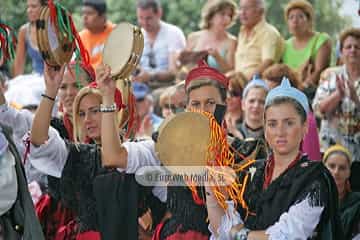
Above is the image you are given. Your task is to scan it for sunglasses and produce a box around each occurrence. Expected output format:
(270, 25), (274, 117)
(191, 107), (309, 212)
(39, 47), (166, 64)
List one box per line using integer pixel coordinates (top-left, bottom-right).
(136, 97), (145, 102)
(148, 50), (157, 69)
(228, 90), (242, 97)
(163, 104), (176, 110)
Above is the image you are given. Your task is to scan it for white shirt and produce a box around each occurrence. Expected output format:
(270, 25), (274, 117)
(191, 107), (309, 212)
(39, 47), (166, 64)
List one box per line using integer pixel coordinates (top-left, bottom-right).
(28, 132), (167, 202)
(210, 196), (324, 240)
(0, 104), (46, 186)
(0, 103), (33, 157)
(140, 21), (186, 72)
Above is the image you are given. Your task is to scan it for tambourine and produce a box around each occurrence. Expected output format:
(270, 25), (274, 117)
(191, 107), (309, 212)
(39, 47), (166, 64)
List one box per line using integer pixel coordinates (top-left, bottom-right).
(36, 6), (75, 67)
(155, 112), (211, 169)
(102, 22), (144, 138)
(102, 22), (144, 80)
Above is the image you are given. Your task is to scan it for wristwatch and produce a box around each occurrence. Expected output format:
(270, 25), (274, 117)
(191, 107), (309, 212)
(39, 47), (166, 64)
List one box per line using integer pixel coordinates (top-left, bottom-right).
(234, 227), (250, 240)
(100, 103), (117, 112)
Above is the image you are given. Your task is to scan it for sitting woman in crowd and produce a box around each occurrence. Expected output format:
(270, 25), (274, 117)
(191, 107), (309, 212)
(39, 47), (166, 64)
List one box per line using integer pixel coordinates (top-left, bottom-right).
(282, 0), (331, 100)
(323, 144), (360, 240)
(206, 78), (342, 239)
(28, 65), (165, 240)
(179, 0), (237, 73)
(313, 27), (360, 162)
(12, 0), (47, 76)
(263, 63), (321, 161)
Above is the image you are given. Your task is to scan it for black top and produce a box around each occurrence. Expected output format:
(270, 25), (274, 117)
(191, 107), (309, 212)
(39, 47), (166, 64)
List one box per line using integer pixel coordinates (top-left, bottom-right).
(58, 142), (139, 239)
(238, 156), (343, 239)
(340, 191), (360, 240)
(160, 186), (210, 238)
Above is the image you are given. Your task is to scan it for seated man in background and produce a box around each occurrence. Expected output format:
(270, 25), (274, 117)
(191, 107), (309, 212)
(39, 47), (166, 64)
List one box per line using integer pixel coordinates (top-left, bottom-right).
(234, 0), (283, 81)
(134, 0), (186, 89)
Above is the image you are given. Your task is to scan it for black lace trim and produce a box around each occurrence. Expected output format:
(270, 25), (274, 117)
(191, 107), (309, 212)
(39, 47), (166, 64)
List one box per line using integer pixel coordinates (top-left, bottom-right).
(160, 186), (210, 238)
(59, 143), (101, 232)
(239, 157), (330, 231)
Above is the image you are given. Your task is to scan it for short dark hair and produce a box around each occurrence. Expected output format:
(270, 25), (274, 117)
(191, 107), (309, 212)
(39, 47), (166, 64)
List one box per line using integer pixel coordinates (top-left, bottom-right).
(40, 0), (48, 6)
(137, 0), (161, 13)
(83, 0), (107, 15)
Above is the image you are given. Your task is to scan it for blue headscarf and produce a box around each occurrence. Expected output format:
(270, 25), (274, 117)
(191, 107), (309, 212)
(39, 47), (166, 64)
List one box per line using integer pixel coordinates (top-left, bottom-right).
(265, 77), (309, 114)
(242, 74), (269, 98)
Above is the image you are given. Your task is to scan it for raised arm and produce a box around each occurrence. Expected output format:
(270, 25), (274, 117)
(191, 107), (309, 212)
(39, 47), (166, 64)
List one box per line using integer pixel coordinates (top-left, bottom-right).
(315, 74), (344, 116)
(12, 25), (27, 77)
(97, 64), (128, 169)
(30, 64), (65, 146)
(99, 64), (160, 172)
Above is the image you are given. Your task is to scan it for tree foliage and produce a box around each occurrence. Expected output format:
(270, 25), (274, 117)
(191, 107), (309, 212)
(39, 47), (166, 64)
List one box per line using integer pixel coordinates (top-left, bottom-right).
(1, 0), (352, 38)
(0, 0), (352, 72)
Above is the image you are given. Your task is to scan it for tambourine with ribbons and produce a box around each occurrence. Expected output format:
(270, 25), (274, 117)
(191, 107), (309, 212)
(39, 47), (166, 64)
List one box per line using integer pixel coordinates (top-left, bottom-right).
(155, 111), (255, 210)
(36, 0), (89, 68)
(0, 21), (16, 64)
(102, 22), (144, 138)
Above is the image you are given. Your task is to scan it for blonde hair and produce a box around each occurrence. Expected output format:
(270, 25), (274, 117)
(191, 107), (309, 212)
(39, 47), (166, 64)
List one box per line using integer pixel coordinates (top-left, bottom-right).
(159, 86), (177, 108)
(284, 0), (314, 29)
(72, 86), (103, 143)
(199, 0), (237, 29)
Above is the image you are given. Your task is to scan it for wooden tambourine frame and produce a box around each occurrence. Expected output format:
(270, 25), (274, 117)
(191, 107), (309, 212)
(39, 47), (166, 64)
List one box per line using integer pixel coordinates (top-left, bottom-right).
(102, 22), (144, 80)
(36, 6), (74, 67)
(102, 22), (144, 135)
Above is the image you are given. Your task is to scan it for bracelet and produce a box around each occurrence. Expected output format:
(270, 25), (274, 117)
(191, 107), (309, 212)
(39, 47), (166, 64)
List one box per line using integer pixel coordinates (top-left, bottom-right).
(100, 103), (117, 113)
(41, 94), (56, 101)
(233, 227), (250, 240)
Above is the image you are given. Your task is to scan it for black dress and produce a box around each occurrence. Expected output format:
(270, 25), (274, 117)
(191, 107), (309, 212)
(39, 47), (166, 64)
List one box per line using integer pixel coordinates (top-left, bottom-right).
(59, 141), (166, 240)
(238, 155), (343, 239)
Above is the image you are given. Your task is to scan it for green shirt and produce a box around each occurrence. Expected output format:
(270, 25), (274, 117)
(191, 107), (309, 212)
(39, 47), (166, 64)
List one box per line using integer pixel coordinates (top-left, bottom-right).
(282, 32), (330, 70)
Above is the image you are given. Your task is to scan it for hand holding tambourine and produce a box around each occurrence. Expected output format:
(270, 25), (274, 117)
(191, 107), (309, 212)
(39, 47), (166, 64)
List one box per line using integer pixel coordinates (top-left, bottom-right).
(102, 22), (144, 138)
(95, 64), (115, 99)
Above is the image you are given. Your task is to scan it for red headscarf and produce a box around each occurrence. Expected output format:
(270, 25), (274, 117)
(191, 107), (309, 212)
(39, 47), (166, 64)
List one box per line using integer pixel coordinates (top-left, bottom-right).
(185, 60), (229, 89)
